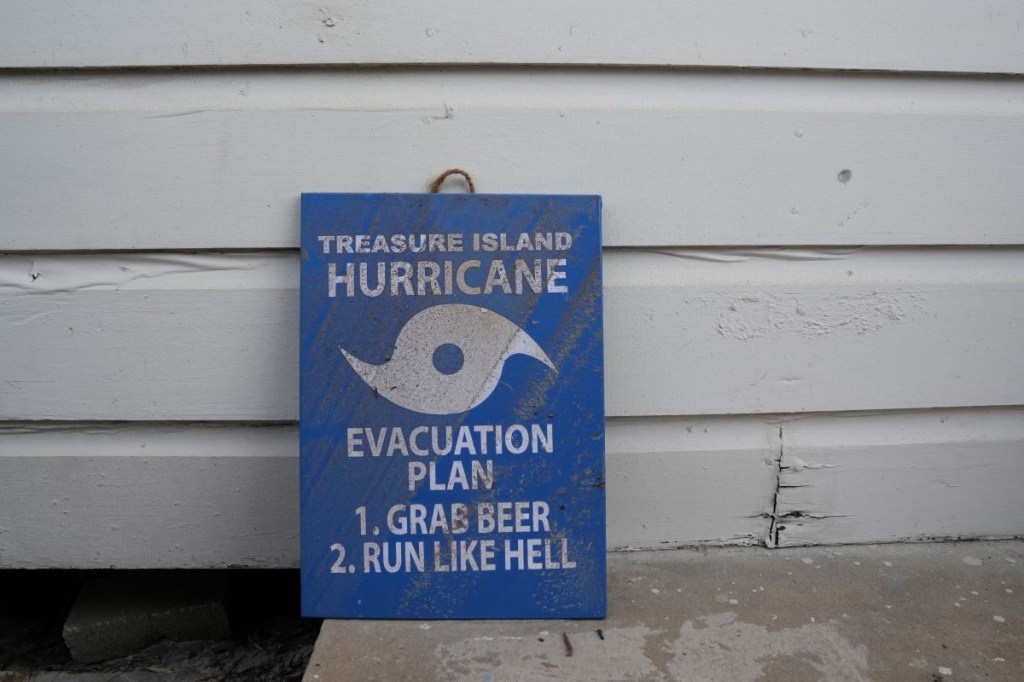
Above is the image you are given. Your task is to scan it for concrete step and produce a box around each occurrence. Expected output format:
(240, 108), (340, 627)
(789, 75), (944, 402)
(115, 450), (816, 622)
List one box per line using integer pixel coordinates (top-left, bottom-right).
(305, 541), (1023, 681)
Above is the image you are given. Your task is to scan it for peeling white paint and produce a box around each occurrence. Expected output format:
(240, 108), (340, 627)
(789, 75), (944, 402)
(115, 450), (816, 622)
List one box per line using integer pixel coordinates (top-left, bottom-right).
(786, 456), (837, 472)
(645, 247), (860, 264)
(715, 291), (927, 341)
(0, 253), (291, 293)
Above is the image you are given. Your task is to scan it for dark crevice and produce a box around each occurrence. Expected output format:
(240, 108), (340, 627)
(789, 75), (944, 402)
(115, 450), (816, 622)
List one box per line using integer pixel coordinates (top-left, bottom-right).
(766, 424), (784, 548)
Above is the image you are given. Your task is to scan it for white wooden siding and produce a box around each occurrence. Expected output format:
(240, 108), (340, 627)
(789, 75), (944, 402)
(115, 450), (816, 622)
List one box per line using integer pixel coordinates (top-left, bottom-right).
(2, 71), (1023, 250)
(776, 410), (1024, 546)
(3, 1), (1023, 73)
(606, 417), (777, 549)
(1, 5), (1022, 567)
(0, 424), (300, 569)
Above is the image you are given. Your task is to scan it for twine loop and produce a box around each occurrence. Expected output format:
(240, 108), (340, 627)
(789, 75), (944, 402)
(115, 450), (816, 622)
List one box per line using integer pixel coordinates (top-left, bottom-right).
(429, 168), (476, 194)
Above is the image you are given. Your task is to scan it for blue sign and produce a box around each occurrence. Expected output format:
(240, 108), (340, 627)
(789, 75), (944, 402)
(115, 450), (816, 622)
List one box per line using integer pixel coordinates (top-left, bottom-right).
(300, 193), (605, 619)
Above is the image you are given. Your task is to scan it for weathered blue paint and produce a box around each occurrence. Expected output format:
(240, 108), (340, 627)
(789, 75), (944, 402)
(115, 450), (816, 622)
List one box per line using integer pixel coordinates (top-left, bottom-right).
(300, 194), (605, 619)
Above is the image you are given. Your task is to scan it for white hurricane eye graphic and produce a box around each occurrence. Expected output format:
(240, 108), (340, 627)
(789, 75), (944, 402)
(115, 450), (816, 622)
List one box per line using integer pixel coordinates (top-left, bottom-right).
(340, 303), (555, 415)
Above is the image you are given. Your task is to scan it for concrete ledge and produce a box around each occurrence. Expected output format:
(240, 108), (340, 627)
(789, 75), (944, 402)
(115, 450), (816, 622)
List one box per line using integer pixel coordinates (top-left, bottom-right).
(305, 541), (1024, 681)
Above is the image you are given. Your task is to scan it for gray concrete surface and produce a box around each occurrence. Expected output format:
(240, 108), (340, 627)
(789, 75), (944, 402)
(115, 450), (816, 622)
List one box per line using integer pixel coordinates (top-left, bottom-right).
(305, 541), (1023, 681)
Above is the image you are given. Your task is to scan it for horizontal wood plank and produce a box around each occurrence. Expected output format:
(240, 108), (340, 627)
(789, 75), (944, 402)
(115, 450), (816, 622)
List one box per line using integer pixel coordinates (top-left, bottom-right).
(0, 417), (775, 567)
(3, 1), (1023, 73)
(607, 417), (776, 549)
(0, 424), (300, 569)
(776, 409), (1024, 546)
(1, 71), (1023, 249)
(2, 248), (1021, 420)
(4, 409), (1020, 566)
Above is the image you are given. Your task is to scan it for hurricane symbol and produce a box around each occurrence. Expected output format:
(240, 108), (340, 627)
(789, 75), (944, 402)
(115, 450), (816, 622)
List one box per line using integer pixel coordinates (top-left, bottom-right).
(340, 304), (556, 415)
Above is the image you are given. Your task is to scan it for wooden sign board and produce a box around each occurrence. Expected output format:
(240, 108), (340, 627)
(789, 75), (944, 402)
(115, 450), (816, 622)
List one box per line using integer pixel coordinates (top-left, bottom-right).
(300, 193), (605, 619)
